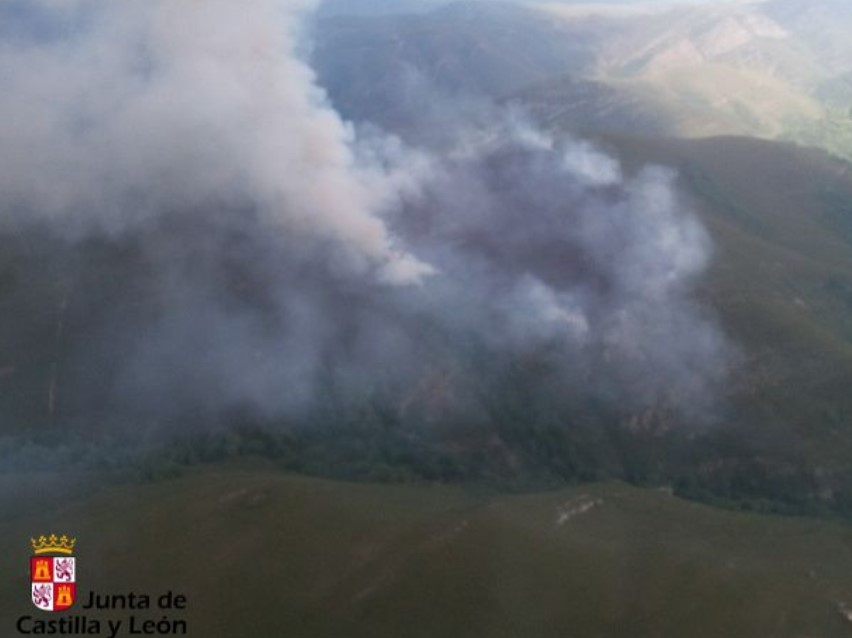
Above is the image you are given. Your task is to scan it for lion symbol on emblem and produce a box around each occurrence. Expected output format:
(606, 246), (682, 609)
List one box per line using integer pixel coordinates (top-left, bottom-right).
(32, 584), (52, 610)
(54, 558), (74, 582)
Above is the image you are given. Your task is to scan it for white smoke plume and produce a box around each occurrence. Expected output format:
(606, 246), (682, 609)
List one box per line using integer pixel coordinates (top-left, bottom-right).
(0, 0), (432, 283)
(0, 0), (731, 433)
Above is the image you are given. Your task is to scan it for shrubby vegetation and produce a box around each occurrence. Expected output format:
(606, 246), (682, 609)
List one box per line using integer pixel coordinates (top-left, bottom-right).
(783, 109), (852, 166)
(4, 389), (850, 522)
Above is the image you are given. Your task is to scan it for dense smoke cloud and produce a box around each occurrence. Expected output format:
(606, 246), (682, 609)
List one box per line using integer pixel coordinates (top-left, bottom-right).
(0, 0), (432, 283)
(395, 127), (729, 419)
(0, 0), (730, 432)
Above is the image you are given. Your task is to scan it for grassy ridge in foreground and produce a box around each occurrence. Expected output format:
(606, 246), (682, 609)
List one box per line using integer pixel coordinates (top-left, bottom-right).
(2, 464), (852, 637)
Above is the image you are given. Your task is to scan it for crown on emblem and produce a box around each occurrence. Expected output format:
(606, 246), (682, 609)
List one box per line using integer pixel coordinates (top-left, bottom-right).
(30, 534), (76, 555)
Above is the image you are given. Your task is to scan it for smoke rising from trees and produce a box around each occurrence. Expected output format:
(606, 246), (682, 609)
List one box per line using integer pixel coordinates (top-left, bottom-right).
(0, 0), (732, 434)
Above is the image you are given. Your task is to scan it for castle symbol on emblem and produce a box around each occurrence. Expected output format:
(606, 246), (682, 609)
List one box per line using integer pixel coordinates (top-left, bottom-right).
(30, 534), (76, 612)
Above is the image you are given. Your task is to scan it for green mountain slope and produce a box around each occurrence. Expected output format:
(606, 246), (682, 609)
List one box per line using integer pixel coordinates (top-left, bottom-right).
(2, 464), (852, 637)
(314, 1), (852, 161)
(526, 0), (852, 158)
(313, 3), (599, 123)
(4, 135), (852, 513)
(606, 135), (852, 465)
(4, 4), (852, 513)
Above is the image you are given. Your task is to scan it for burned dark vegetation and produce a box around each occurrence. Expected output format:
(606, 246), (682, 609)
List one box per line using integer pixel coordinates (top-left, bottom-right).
(3, 0), (852, 523)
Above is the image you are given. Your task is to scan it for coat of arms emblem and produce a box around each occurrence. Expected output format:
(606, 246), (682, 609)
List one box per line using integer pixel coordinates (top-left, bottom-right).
(30, 534), (76, 612)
